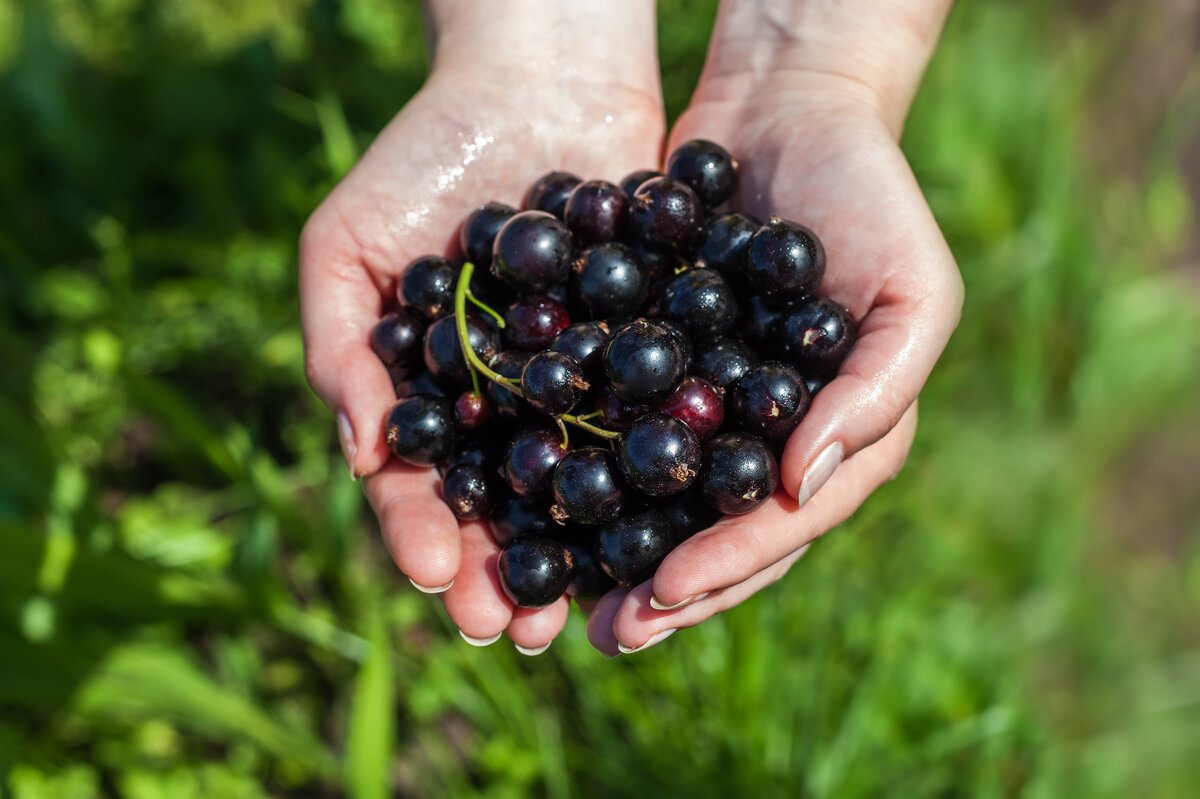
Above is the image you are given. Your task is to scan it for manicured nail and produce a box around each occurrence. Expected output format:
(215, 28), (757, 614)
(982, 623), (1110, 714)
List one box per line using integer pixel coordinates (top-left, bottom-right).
(410, 577), (454, 594)
(649, 591), (709, 611)
(617, 628), (677, 654)
(796, 441), (843, 507)
(336, 410), (357, 480)
(514, 641), (551, 656)
(459, 629), (502, 647)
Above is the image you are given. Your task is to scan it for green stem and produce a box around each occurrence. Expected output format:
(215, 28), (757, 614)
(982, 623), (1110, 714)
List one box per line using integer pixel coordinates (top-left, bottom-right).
(466, 287), (505, 328)
(455, 262), (620, 441)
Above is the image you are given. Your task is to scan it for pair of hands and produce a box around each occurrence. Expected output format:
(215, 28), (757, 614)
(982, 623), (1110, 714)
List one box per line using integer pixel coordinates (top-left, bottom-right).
(300, 1), (962, 656)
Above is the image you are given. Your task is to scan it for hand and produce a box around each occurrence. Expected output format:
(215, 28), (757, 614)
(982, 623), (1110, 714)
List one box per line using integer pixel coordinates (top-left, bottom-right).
(300, 2), (664, 653)
(587, 0), (963, 655)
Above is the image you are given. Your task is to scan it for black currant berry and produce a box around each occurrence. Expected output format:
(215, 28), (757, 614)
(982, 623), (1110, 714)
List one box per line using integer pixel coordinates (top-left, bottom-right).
(396, 370), (447, 399)
(691, 338), (760, 389)
(384, 394), (456, 466)
(502, 426), (570, 497)
(660, 486), (722, 544)
(453, 391), (491, 430)
(370, 310), (424, 368)
(780, 297), (858, 378)
(595, 509), (673, 589)
(503, 295), (571, 352)
(550, 447), (627, 526)
(460, 202), (517, 269)
(618, 168), (662, 199)
(524, 170), (583, 220)
(563, 539), (617, 599)
(491, 210), (573, 293)
(658, 375), (724, 441)
(630, 176), (704, 254)
(745, 216), (826, 306)
(521, 350), (588, 416)
(695, 211), (759, 284)
(486, 350), (533, 418)
(401, 255), (458, 321)
(564, 180), (630, 245)
(699, 433), (779, 515)
(730, 362), (811, 443)
(661, 268), (739, 344)
(570, 243), (649, 320)
(616, 412), (701, 496)
(441, 463), (493, 521)
(551, 320), (610, 386)
(488, 493), (557, 545)
(603, 319), (688, 405)
(666, 139), (738, 209)
(498, 536), (572, 607)
(422, 313), (500, 389)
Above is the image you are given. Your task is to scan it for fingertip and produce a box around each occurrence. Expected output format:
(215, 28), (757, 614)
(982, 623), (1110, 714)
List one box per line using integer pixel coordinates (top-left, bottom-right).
(506, 597), (571, 651)
(586, 586), (628, 656)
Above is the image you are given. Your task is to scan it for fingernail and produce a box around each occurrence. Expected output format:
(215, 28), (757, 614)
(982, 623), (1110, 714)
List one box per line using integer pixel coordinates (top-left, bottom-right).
(336, 410), (357, 480)
(410, 577), (454, 594)
(796, 441), (843, 507)
(617, 628), (677, 654)
(514, 641), (551, 656)
(649, 591), (709, 611)
(459, 629), (502, 647)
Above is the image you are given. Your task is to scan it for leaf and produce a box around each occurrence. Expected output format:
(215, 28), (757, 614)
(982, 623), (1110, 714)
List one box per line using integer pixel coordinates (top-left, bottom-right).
(345, 606), (395, 799)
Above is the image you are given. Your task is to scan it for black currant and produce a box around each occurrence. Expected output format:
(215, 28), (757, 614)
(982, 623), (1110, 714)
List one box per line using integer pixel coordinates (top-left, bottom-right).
(699, 433), (779, 515)
(441, 463), (493, 521)
(422, 313), (499, 389)
(486, 350), (533, 419)
(524, 170), (583, 220)
(630, 176), (703, 254)
(370, 309), (424, 368)
(384, 394), (456, 466)
(489, 493), (557, 545)
(453, 391), (491, 430)
(691, 337), (760, 389)
(780, 297), (858, 377)
(460, 202), (517, 269)
(550, 320), (611, 386)
(730, 361), (811, 442)
(502, 426), (570, 497)
(498, 536), (572, 607)
(616, 412), (701, 496)
(745, 216), (826, 305)
(618, 168), (662, 199)
(563, 539), (617, 599)
(666, 139), (738, 209)
(595, 509), (673, 589)
(491, 210), (573, 293)
(401, 255), (458, 321)
(550, 447), (627, 525)
(570, 243), (649, 320)
(503, 295), (571, 352)
(661, 268), (739, 344)
(658, 375), (724, 441)
(695, 211), (759, 283)
(521, 350), (588, 416)
(603, 319), (688, 405)
(564, 180), (630, 245)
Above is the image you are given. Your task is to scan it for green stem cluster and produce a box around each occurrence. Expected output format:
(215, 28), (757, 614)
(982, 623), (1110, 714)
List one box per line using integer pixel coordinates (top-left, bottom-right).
(454, 262), (620, 441)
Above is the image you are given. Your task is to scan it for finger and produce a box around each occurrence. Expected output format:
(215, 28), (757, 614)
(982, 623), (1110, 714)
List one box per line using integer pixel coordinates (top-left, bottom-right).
(439, 519), (515, 644)
(645, 404), (917, 610)
(299, 208), (397, 479)
(364, 460), (462, 591)
(585, 585), (630, 657)
(505, 597), (572, 656)
(612, 545), (811, 653)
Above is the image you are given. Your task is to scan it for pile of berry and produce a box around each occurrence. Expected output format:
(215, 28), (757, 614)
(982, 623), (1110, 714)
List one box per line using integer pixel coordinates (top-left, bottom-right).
(370, 140), (856, 608)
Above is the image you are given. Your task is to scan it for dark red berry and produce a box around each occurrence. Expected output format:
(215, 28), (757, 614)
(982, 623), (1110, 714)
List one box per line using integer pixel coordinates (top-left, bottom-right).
(564, 180), (630, 245)
(658, 376), (724, 441)
(503, 295), (571, 351)
(453, 391), (491, 430)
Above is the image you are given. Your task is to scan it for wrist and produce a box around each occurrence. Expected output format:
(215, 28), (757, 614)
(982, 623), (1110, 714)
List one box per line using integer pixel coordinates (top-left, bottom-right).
(698, 0), (954, 135)
(423, 0), (661, 98)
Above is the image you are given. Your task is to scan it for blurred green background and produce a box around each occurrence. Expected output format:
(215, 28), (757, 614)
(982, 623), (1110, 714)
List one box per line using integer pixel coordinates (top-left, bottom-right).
(2, 0), (1198, 796)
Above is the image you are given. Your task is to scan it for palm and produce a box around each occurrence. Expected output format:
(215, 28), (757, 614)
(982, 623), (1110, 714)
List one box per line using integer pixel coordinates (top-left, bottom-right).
(301, 75), (664, 648)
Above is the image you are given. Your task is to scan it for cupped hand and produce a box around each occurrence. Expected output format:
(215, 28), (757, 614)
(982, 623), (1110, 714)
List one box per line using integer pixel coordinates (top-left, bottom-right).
(300, 13), (664, 653)
(589, 71), (963, 654)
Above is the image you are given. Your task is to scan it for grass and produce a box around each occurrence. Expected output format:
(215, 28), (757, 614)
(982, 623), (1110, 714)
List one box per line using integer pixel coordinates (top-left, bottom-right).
(1, 0), (1198, 796)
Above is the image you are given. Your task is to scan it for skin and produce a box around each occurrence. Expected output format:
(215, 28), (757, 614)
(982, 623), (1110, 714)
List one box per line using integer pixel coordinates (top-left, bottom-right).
(300, 0), (963, 655)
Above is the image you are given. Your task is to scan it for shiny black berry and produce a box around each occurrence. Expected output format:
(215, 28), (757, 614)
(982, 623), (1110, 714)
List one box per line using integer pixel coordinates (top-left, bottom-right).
(401, 255), (458, 321)
(503, 295), (571, 352)
(551, 320), (610, 386)
(422, 313), (499, 389)
(618, 168), (662, 199)
(730, 362), (811, 442)
(616, 412), (701, 496)
(498, 536), (572, 607)
(603, 319), (688, 405)
(564, 180), (630, 245)
(524, 170), (583, 220)
(502, 426), (570, 497)
(486, 350), (533, 419)
(666, 139), (738, 209)
(661, 268), (739, 344)
(441, 463), (493, 521)
(691, 338), (760, 389)
(746, 216), (826, 305)
(595, 509), (673, 589)
(370, 310), (424, 368)
(695, 212), (759, 282)
(521, 351), (588, 416)
(491, 210), (573, 293)
(630, 176), (703, 254)
(550, 447), (627, 526)
(570, 243), (649, 320)
(460, 202), (517, 269)
(780, 297), (858, 377)
(699, 433), (779, 515)
(660, 486), (722, 544)
(384, 394), (456, 466)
